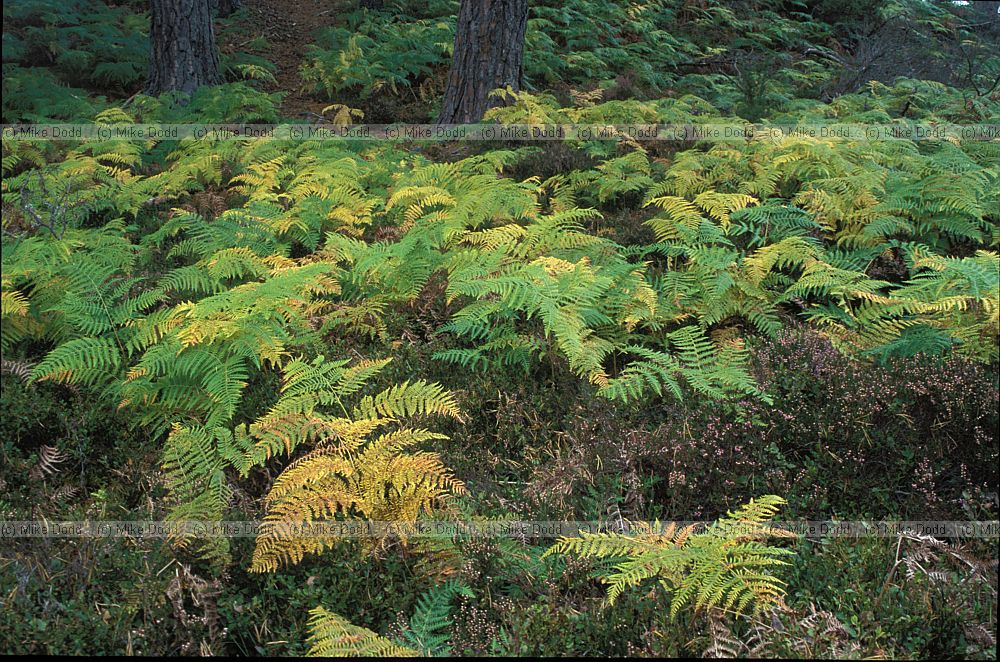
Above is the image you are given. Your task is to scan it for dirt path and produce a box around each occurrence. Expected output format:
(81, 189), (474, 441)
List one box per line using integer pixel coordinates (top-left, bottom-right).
(227, 0), (350, 119)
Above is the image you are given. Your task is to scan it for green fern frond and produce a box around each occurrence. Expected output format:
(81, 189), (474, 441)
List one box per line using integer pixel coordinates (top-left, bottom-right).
(306, 607), (419, 658)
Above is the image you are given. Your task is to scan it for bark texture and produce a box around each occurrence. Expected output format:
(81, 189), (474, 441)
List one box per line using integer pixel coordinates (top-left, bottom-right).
(437, 0), (528, 124)
(146, 0), (223, 96)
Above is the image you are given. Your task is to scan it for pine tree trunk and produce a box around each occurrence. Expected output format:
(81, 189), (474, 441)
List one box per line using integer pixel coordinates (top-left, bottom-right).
(146, 0), (223, 96)
(437, 0), (528, 124)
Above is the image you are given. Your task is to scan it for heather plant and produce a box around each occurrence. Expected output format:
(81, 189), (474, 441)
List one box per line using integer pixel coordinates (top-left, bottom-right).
(627, 329), (999, 521)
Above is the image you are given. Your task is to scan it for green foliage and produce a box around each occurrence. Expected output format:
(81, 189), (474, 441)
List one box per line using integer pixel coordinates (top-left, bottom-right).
(307, 607), (420, 657)
(401, 581), (475, 656)
(545, 495), (796, 618)
(2, 0), (997, 656)
(2, 0), (148, 88)
(774, 534), (999, 659)
(2, 0), (147, 121)
(523, 0), (699, 91)
(3, 76), (995, 566)
(163, 83), (285, 124)
(305, 580), (473, 657)
(1, 66), (102, 122)
(302, 15), (454, 99)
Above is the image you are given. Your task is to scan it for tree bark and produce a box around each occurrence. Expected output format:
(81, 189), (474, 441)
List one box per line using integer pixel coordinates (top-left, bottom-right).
(146, 0), (223, 96)
(437, 0), (528, 124)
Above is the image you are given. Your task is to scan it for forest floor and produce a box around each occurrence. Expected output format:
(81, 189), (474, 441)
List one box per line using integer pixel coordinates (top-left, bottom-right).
(224, 0), (346, 118)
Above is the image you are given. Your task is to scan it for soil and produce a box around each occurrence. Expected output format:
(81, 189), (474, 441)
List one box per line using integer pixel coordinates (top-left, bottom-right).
(219, 0), (352, 119)
(217, 1), (447, 123)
